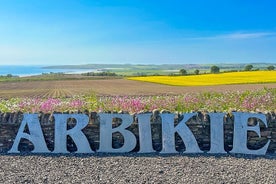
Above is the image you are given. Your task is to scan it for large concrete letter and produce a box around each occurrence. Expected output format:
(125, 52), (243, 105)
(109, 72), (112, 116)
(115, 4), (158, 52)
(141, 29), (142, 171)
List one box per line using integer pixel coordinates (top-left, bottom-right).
(137, 113), (155, 153)
(230, 112), (270, 155)
(98, 113), (136, 153)
(208, 113), (227, 154)
(160, 113), (203, 153)
(53, 114), (93, 153)
(8, 114), (50, 153)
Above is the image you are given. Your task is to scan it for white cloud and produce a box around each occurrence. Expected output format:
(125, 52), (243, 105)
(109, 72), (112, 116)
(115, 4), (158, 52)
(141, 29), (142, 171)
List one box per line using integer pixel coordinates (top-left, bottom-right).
(191, 32), (276, 40)
(217, 32), (276, 39)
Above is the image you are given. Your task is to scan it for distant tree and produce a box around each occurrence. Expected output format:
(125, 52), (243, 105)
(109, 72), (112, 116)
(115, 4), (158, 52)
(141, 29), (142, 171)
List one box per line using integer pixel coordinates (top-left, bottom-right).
(267, 65), (275, 71)
(169, 73), (176, 76)
(179, 69), (187, 75)
(210, 65), (220, 74)
(194, 69), (200, 75)
(244, 64), (253, 71)
(81, 71), (117, 76)
(6, 74), (13, 78)
(153, 73), (160, 76)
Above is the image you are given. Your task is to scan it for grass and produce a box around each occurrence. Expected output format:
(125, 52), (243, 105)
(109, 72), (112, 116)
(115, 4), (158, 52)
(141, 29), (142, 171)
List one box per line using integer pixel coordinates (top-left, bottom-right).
(128, 71), (276, 86)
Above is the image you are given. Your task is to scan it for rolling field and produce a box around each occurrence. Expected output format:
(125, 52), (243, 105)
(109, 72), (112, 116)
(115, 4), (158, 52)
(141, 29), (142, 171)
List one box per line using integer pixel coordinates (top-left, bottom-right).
(1, 78), (276, 98)
(128, 71), (276, 86)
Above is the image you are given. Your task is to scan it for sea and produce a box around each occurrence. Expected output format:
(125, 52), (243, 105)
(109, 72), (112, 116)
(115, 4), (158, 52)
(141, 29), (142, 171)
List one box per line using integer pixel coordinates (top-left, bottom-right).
(0, 65), (96, 77)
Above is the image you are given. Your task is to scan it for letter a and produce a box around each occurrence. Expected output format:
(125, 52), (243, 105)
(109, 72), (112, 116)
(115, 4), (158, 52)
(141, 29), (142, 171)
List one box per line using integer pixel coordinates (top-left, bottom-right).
(8, 114), (50, 153)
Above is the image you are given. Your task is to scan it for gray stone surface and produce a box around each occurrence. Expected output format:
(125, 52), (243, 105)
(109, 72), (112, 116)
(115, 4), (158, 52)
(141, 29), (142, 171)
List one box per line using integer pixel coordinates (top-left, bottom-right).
(0, 154), (275, 183)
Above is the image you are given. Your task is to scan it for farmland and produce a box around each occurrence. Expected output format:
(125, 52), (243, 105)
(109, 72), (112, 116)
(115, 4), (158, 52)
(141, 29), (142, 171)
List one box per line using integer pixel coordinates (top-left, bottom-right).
(128, 71), (276, 86)
(1, 78), (276, 98)
(0, 77), (276, 113)
(1, 70), (276, 113)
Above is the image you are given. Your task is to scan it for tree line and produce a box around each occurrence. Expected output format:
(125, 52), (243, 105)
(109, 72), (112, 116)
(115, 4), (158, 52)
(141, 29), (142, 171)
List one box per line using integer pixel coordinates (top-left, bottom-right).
(179, 64), (275, 75)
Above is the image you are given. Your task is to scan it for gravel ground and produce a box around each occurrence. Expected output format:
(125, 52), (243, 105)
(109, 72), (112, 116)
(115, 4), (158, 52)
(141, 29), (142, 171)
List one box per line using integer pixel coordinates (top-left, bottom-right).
(0, 153), (275, 184)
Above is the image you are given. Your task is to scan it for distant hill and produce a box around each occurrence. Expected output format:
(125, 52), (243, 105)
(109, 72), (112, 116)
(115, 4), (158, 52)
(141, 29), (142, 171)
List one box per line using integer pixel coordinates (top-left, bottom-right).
(44, 63), (275, 70)
(43, 63), (275, 76)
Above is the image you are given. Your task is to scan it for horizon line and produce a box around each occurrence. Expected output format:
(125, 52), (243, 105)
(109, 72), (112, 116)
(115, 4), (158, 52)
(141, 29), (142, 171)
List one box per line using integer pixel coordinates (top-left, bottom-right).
(1, 61), (276, 67)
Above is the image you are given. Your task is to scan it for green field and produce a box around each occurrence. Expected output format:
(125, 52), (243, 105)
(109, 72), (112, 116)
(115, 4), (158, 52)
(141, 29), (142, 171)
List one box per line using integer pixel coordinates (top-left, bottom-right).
(44, 63), (275, 76)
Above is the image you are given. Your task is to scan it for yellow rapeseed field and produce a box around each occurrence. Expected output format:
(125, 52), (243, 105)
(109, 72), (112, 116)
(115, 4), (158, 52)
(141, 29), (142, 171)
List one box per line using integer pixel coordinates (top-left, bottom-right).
(128, 71), (276, 86)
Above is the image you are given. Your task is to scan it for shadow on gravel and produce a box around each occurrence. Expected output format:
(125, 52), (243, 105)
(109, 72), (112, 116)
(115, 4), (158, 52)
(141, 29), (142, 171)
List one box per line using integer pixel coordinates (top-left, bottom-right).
(2, 152), (276, 160)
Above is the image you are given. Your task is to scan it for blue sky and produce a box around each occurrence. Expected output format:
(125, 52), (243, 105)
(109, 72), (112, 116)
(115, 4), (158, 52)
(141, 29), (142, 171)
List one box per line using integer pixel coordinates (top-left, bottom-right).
(0, 0), (276, 65)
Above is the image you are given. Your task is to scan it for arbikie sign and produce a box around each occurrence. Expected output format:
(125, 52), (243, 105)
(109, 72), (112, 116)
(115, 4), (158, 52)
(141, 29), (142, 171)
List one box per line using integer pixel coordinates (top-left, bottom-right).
(5, 112), (273, 155)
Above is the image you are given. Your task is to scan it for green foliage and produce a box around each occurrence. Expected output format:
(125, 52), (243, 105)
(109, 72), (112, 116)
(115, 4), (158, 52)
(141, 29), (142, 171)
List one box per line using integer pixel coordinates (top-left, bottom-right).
(210, 65), (220, 74)
(133, 72), (148, 76)
(82, 71), (117, 76)
(194, 69), (200, 75)
(179, 69), (187, 75)
(244, 64), (253, 71)
(267, 65), (275, 71)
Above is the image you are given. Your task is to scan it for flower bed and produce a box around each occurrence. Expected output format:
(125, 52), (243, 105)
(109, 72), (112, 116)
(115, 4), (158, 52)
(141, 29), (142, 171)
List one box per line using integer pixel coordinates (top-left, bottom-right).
(0, 88), (275, 114)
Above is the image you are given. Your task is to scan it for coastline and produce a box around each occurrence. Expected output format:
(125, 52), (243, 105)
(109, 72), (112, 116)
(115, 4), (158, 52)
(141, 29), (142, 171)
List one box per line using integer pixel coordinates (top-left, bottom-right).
(0, 65), (96, 77)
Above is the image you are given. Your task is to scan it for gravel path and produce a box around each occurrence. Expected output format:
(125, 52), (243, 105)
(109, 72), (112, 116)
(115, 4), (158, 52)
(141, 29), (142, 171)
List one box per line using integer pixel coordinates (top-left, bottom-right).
(0, 154), (275, 184)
